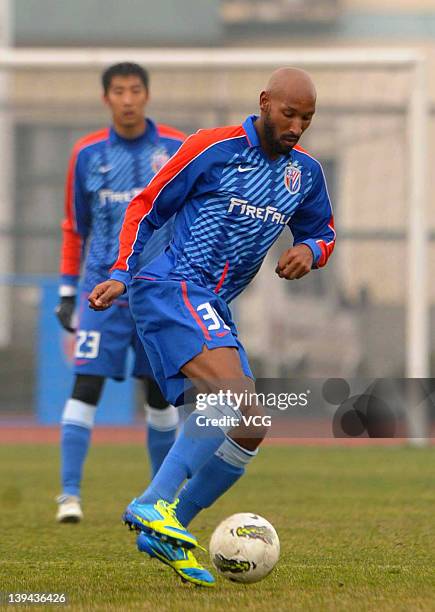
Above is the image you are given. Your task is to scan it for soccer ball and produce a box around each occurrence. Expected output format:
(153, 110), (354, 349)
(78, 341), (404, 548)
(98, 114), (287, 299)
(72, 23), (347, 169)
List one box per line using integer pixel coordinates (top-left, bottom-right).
(209, 513), (280, 583)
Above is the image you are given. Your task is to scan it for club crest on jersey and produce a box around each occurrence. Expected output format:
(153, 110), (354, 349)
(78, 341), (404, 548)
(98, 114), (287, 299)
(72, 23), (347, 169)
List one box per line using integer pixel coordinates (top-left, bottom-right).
(284, 163), (301, 195)
(151, 150), (170, 173)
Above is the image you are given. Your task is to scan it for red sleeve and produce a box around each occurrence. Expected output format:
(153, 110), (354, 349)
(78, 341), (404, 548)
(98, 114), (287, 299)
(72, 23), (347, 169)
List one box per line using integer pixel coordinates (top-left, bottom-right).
(60, 128), (109, 283)
(60, 149), (82, 279)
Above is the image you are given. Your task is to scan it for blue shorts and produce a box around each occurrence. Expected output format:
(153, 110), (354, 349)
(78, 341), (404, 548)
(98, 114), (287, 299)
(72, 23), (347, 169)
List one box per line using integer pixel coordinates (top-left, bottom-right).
(73, 291), (153, 380)
(129, 277), (253, 406)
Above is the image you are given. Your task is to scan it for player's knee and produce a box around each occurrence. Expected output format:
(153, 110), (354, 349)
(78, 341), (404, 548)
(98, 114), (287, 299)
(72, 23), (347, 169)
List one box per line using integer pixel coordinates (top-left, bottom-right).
(236, 402), (269, 449)
(144, 377), (168, 410)
(71, 374), (105, 406)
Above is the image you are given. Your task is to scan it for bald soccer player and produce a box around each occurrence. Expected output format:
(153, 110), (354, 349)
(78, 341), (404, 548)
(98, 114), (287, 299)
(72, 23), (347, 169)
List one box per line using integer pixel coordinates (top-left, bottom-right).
(88, 68), (336, 586)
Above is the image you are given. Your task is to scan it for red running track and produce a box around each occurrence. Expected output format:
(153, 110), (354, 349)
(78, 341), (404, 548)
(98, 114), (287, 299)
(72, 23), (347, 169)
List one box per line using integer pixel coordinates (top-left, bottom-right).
(0, 422), (422, 447)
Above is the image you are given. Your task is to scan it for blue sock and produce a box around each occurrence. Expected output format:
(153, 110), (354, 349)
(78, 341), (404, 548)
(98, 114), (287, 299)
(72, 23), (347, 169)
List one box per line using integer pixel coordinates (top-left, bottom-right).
(146, 405), (179, 477)
(176, 455), (244, 526)
(61, 423), (91, 497)
(60, 398), (96, 497)
(147, 426), (177, 477)
(137, 401), (237, 505)
(176, 437), (257, 526)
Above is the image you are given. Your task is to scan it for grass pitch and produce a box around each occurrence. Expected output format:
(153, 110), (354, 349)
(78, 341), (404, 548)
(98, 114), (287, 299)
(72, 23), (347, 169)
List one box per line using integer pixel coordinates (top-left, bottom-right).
(0, 443), (434, 611)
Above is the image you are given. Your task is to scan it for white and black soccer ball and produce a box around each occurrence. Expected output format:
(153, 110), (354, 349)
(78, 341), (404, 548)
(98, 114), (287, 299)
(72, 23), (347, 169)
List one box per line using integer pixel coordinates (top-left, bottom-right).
(209, 513), (280, 583)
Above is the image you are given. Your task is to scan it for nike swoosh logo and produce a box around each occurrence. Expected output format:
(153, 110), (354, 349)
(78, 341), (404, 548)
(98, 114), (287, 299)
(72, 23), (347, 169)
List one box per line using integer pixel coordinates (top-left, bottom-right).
(238, 165), (257, 173)
(216, 330), (230, 337)
(98, 165), (113, 173)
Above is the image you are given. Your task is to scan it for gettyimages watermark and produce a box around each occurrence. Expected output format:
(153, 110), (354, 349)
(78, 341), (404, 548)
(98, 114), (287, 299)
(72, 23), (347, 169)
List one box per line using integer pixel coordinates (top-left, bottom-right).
(195, 389), (310, 411)
(181, 378), (435, 439)
(194, 389), (310, 429)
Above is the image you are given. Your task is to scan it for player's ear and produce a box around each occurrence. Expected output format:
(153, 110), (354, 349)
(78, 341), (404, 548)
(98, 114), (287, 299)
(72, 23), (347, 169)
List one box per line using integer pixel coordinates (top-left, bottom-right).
(259, 91), (270, 113)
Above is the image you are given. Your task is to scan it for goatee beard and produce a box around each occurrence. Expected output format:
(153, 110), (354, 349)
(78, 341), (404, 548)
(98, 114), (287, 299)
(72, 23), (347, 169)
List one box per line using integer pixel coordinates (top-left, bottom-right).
(263, 114), (288, 156)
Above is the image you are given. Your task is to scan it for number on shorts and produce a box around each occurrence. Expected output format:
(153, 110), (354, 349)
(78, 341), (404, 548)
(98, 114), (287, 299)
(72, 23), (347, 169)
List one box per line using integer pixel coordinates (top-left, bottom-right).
(75, 330), (101, 359)
(196, 302), (230, 332)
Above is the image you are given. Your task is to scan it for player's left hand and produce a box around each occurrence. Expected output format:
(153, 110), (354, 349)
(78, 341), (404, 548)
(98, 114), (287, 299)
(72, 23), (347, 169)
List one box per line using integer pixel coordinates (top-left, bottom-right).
(275, 244), (313, 280)
(88, 280), (125, 310)
(55, 295), (76, 333)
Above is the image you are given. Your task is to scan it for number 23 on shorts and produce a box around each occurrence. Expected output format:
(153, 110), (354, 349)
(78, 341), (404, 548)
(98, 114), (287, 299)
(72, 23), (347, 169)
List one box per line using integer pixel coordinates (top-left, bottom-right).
(75, 330), (101, 359)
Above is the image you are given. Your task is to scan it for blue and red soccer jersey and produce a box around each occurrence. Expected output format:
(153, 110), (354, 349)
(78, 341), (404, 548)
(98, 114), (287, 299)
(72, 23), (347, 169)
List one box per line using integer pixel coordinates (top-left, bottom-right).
(60, 119), (185, 295)
(59, 119), (185, 380)
(110, 115), (335, 302)
(108, 115), (335, 403)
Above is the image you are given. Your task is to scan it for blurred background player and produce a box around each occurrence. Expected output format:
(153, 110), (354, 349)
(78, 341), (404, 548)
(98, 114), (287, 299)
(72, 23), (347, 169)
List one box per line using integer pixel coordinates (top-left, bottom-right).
(55, 62), (185, 522)
(89, 67), (335, 586)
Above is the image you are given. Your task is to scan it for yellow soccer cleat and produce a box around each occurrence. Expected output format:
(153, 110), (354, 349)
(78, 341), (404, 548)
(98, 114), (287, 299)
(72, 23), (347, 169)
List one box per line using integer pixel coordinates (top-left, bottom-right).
(123, 498), (198, 549)
(136, 531), (215, 587)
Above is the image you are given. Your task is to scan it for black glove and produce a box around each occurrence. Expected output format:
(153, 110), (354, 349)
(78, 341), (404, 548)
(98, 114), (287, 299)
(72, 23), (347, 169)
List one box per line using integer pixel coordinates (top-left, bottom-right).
(55, 295), (76, 333)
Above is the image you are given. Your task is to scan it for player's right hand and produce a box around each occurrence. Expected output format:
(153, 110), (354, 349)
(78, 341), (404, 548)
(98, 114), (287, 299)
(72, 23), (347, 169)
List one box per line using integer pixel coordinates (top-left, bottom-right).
(55, 295), (76, 333)
(88, 280), (125, 311)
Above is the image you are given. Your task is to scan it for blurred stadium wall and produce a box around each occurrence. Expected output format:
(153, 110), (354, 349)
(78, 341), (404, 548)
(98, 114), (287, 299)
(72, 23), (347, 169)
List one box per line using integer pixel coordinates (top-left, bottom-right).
(2, 0), (435, 415)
